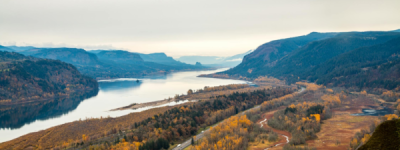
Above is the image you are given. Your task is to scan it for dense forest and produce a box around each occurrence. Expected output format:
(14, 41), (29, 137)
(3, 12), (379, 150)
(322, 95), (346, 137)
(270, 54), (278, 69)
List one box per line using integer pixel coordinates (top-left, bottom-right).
(221, 31), (400, 91)
(0, 51), (98, 103)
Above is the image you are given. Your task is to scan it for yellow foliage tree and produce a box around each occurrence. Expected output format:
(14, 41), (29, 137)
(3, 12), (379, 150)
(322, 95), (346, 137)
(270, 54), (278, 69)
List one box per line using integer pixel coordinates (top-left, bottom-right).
(360, 90), (367, 95)
(326, 89), (334, 93)
(384, 114), (399, 120)
(295, 82), (323, 91)
(82, 134), (87, 141)
(310, 114), (320, 123)
(361, 134), (371, 143)
(190, 115), (251, 150)
(350, 138), (358, 148)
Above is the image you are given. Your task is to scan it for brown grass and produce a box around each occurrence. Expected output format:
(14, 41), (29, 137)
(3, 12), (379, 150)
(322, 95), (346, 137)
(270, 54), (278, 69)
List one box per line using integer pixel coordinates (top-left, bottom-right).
(306, 112), (379, 150)
(249, 88), (383, 150)
(304, 94), (381, 150)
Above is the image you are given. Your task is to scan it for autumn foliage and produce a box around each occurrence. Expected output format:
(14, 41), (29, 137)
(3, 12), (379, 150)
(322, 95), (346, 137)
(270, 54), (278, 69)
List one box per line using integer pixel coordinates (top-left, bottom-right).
(296, 82), (323, 91)
(190, 115), (252, 150)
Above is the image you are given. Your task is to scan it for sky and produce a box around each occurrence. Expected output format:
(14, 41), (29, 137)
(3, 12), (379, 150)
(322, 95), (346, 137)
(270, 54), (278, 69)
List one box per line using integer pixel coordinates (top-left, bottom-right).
(1, 0), (400, 57)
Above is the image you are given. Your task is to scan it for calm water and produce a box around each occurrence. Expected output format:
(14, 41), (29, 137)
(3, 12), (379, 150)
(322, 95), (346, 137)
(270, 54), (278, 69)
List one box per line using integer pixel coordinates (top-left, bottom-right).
(351, 107), (393, 116)
(0, 68), (247, 143)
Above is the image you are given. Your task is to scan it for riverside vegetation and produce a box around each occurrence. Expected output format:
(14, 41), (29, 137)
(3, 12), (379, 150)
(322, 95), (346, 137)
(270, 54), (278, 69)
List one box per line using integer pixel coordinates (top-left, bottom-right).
(0, 83), (294, 150)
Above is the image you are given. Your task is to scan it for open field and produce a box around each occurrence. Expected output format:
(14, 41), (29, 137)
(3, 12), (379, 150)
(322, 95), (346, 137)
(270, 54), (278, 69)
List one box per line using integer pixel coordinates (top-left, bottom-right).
(304, 94), (382, 150)
(306, 112), (379, 150)
(247, 87), (386, 150)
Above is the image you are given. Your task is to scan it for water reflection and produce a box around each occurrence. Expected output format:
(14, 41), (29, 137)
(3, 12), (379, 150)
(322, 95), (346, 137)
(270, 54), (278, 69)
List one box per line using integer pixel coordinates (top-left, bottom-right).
(0, 90), (98, 129)
(351, 107), (393, 116)
(99, 80), (142, 92)
(0, 68), (247, 143)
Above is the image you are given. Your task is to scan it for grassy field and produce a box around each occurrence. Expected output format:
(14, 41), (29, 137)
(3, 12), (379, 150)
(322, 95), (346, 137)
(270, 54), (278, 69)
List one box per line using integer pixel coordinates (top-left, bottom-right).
(305, 94), (381, 150)
(247, 136), (280, 150)
(306, 113), (378, 150)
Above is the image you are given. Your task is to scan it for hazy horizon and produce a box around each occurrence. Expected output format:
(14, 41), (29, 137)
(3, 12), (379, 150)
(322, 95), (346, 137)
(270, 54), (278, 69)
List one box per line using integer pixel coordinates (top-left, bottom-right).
(1, 0), (400, 57)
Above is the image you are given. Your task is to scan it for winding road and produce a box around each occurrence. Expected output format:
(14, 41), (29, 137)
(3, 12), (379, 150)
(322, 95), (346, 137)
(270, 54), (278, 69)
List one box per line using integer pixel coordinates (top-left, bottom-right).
(259, 118), (290, 150)
(173, 87), (306, 150)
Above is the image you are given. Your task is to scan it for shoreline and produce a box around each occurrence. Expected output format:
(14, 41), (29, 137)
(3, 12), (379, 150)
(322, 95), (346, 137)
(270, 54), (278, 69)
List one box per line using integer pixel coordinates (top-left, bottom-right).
(110, 98), (181, 111)
(0, 87), (99, 106)
(94, 67), (218, 80)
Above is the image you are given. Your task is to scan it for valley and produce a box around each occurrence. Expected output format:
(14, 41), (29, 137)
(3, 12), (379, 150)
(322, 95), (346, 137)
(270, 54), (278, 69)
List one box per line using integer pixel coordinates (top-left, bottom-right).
(0, 68), (247, 144)
(1, 30), (400, 150)
(2, 1), (400, 149)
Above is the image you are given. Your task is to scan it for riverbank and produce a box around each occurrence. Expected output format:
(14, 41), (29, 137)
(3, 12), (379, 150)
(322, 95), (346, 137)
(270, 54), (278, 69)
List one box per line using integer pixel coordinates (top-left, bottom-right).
(95, 67), (217, 80)
(110, 99), (194, 111)
(0, 68), (248, 144)
(109, 83), (275, 111)
(0, 78), (292, 150)
(0, 87), (99, 106)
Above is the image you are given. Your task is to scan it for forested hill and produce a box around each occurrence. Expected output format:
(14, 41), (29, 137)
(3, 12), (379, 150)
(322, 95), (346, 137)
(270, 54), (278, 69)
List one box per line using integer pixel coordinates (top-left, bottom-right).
(21, 48), (101, 66)
(308, 37), (400, 90)
(96, 50), (144, 64)
(137, 52), (184, 66)
(224, 32), (337, 74)
(0, 51), (98, 104)
(221, 31), (400, 90)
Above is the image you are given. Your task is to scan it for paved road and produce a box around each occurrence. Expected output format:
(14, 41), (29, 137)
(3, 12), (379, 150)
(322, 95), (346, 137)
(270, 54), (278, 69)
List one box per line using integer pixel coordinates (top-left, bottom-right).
(173, 87), (306, 150)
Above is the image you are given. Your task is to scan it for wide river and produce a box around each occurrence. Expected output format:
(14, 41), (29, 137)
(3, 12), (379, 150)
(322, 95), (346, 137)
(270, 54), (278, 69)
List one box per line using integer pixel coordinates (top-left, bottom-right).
(0, 68), (247, 143)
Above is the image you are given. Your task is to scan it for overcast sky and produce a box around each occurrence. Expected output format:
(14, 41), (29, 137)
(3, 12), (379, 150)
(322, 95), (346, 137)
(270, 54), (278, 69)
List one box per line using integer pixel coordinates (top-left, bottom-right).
(1, 0), (399, 57)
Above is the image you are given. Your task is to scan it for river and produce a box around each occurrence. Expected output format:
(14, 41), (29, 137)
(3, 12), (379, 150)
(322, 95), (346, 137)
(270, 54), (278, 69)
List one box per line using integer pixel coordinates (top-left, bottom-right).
(0, 68), (247, 143)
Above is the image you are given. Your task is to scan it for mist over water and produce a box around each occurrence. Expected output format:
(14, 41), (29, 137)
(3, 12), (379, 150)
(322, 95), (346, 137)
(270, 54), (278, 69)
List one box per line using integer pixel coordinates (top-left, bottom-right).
(0, 68), (247, 143)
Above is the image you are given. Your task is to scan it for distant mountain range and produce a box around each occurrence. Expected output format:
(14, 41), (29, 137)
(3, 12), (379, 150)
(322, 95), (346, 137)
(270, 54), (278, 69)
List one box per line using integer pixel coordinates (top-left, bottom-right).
(0, 45), (14, 52)
(89, 50), (193, 67)
(177, 50), (253, 67)
(220, 30), (400, 90)
(5, 46), (36, 52)
(0, 51), (98, 103)
(21, 48), (101, 65)
(3, 47), (206, 79)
